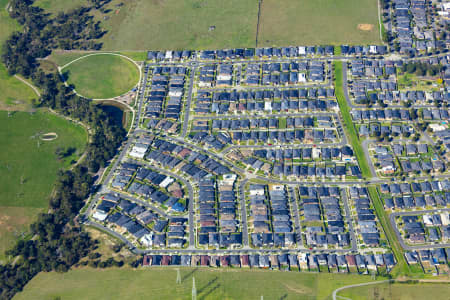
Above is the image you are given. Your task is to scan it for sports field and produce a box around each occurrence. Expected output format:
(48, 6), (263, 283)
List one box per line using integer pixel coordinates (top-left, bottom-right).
(337, 282), (450, 300)
(0, 111), (87, 257)
(258, 0), (381, 46)
(14, 267), (376, 300)
(63, 54), (140, 99)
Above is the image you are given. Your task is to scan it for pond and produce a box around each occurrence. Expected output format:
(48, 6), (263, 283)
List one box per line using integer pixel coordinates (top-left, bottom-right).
(98, 102), (127, 128)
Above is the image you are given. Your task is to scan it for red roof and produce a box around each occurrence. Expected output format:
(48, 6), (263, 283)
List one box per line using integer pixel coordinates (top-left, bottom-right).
(240, 255), (249, 266)
(200, 255), (210, 266)
(161, 255), (171, 266)
(143, 255), (151, 266)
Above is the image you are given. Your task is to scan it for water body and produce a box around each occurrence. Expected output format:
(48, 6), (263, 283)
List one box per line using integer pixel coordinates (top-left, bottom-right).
(99, 103), (125, 128)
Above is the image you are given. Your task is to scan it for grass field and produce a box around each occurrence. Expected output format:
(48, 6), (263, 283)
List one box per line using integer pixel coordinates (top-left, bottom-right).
(259, 0), (381, 46)
(333, 61), (371, 179)
(46, 51), (147, 68)
(397, 72), (443, 92)
(0, 110), (87, 257)
(14, 267), (378, 300)
(0, 64), (38, 111)
(63, 54), (140, 99)
(99, 0), (258, 51)
(337, 282), (450, 300)
(32, 0), (381, 51)
(368, 187), (411, 277)
(33, 0), (88, 13)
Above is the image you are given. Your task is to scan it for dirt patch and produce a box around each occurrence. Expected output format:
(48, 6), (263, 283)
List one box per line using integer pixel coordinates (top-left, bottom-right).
(40, 132), (58, 141)
(282, 283), (308, 294)
(358, 24), (374, 31)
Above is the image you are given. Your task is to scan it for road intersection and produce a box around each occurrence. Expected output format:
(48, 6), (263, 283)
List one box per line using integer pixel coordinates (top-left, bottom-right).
(82, 53), (450, 259)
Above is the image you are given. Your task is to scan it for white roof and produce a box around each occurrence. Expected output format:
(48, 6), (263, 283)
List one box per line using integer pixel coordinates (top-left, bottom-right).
(159, 176), (174, 188)
(93, 211), (108, 221)
(140, 232), (153, 247)
(129, 150), (146, 159)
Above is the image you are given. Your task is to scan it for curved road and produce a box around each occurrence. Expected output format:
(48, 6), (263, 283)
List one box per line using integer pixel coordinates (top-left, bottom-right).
(332, 279), (393, 300)
(389, 208), (450, 250)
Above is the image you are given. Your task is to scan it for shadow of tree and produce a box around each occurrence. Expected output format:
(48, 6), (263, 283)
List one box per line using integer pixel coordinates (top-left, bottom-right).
(198, 276), (218, 295)
(181, 268), (198, 281)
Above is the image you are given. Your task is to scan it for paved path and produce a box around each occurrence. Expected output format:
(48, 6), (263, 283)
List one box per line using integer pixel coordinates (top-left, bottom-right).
(59, 52), (142, 101)
(332, 279), (393, 300)
(14, 75), (41, 97)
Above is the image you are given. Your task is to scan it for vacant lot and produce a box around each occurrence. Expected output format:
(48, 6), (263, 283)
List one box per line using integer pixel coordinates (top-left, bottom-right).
(259, 0), (381, 46)
(0, 111), (87, 256)
(15, 267), (375, 300)
(337, 282), (450, 300)
(63, 54), (140, 99)
(397, 72), (443, 92)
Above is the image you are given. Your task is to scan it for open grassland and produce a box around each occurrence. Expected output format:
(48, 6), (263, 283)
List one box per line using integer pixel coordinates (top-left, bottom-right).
(0, 206), (43, 261)
(0, 110), (87, 208)
(0, 64), (37, 111)
(259, 0), (381, 46)
(98, 0), (258, 51)
(0, 0), (39, 111)
(63, 54), (140, 99)
(0, 0), (18, 47)
(32, 0), (258, 51)
(14, 267), (377, 300)
(33, 0), (88, 13)
(0, 111), (87, 256)
(33, 0), (381, 51)
(337, 282), (450, 300)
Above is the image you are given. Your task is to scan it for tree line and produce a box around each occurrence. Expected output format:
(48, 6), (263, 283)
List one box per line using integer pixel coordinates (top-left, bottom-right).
(0, 1), (126, 299)
(400, 61), (443, 77)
